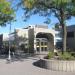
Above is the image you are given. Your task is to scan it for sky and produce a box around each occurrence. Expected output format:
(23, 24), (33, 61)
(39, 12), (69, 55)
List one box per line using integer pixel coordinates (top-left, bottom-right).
(0, 0), (75, 37)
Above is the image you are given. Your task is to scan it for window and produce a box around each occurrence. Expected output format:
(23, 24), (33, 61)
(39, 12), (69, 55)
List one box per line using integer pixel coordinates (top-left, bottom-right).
(41, 42), (43, 45)
(37, 47), (39, 51)
(67, 32), (74, 38)
(45, 42), (47, 45)
(37, 42), (39, 46)
(55, 34), (60, 37)
(45, 47), (47, 51)
(41, 47), (44, 51)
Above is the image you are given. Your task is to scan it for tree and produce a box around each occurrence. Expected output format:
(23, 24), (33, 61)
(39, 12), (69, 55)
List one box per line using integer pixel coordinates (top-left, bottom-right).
(0, 0), (15, 26)
(19, 0), (75, 54)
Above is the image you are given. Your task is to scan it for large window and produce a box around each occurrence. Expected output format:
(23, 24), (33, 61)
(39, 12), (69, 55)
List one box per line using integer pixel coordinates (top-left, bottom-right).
(41, 42), (43, 45)
(45, 42), (47, 45)
(37, 47), (39, 51)
(67, 32), (74, 38)
(37, 42), (39, 46)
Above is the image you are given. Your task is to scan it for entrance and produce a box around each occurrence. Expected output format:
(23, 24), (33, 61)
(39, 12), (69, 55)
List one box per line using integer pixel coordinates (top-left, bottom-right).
(36, 38), (48, 52)
(36, 32), (54, 53)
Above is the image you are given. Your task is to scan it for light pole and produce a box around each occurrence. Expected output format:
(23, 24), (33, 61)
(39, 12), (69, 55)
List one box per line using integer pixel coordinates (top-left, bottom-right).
(8, 22), (11, 61)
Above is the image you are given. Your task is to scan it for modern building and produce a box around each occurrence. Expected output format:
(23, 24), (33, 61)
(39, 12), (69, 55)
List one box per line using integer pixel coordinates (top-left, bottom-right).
(0, 34), (3, 49)
(67, 25), (75, 51)
(54, 26), (62, 49)
(1, 24), (74, 54)
(11, 25), (56, 54)
(55, 25), (75, 51)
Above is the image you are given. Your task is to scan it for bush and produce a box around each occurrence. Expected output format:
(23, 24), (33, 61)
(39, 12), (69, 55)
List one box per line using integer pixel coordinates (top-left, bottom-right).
(71, 52), (75, 57)
(47, 51), (54, 59)
(44, 51), (54, 59)
(45, 51), (75, 60)
(58, 52), (75, 60)
(20, 44), (28, 53)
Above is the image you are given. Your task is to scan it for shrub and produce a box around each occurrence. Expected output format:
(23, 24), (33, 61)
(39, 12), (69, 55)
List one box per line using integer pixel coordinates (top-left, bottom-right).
(44, 51), (54, 59)
(47, 51), (54, 59)
(45, 51), (75, 60)
(20, 44), (28, 53)
(71, 52), (75, 57)
(58, 52), (75, 60)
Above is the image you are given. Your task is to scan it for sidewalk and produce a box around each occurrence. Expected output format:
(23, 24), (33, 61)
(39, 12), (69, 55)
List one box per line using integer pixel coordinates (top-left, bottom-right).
(0, 57), (75, 75)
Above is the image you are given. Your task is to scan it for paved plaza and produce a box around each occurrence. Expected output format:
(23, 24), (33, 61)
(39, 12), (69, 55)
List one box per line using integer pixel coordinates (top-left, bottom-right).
(0, 56), (75, 75)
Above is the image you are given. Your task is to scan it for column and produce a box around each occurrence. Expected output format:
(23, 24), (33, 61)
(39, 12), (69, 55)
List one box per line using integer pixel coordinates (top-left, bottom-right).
(39, 39), (41, 53)
(34, 38), (36, 53)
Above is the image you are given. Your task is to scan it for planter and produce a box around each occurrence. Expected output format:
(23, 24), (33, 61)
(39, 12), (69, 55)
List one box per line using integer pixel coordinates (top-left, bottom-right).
(39, 59), (75, 72)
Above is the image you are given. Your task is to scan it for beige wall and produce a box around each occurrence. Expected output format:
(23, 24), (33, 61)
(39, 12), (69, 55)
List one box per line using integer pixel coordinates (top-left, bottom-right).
(15, 29), (28, 48)
(34, 28), (55, 37)
(34, 27), (55, 52)
(16, 29), (28, 38)
(14, 26), (56, 53)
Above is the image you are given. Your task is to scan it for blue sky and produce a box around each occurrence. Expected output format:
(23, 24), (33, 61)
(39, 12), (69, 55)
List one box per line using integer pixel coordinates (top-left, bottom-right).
(0, 1), (75, 35)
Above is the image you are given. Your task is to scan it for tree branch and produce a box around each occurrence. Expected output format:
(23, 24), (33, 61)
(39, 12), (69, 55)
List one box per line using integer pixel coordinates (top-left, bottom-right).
(37, 1), (59, 10)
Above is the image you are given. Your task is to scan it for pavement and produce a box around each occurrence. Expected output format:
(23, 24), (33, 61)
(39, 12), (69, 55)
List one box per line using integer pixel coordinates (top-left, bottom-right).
(0, 56), (75, 75)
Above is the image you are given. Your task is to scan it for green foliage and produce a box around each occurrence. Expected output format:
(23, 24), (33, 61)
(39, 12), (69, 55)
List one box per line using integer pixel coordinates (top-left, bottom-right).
(46, 51), (75, 60)
(23, 0), (36, 9)
(71, 52), (75, 57)
(20, 0), (75, 52)
(21, 0), (75, 21)
(58, 52), (75, 60)
(47, 51), (54, 59)
(0, 0), (15, 26)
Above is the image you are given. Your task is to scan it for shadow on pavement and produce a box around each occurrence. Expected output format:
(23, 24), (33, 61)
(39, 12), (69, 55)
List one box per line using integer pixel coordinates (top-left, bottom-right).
(0, 55), (8, 59)
(0, 53), (39, 64)
(5, 54), (38, 64)
(33, 59), (45, 69)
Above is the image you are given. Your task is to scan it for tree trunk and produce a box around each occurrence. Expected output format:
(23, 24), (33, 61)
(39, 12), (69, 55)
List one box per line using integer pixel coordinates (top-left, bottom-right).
(60, 9), (67, 54)
(62, 24), (67, 52)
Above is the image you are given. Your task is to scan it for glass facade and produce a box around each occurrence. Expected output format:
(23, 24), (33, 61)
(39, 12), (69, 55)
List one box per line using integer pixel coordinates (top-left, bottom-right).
(36, 38), (48, 52)
(67, 32), (74, 38)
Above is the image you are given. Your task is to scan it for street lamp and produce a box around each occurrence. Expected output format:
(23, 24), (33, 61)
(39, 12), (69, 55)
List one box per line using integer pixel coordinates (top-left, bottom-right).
(8, 22), (11, 61)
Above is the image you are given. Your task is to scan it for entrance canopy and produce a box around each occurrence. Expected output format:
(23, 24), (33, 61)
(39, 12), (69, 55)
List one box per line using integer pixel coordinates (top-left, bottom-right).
(36, 32), (54, 51)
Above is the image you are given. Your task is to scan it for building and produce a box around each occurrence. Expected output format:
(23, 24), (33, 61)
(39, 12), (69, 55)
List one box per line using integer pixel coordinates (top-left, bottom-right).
(0, 34), (3, 49)
(67, 25), (75, 51)
(1, 25), (75, 54)
(54, 26), (62, 49)
(11, 25), (56, 54)
(55, 25), (75, 51)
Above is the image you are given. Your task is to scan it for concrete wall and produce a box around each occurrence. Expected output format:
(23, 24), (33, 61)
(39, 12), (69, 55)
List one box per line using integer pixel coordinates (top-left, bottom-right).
(38, 59), (75, 72)
(12, 25), (56, 53)
(34, 28), (55, 37)
(15, 29), (28, 38)
(14, 29), (29, 52)
(34, 27), (55, 51)
(28, 28), (34, 53)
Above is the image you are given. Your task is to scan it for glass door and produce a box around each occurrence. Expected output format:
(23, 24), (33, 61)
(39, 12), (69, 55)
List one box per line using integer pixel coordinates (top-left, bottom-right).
(36, 38), (48, 53)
